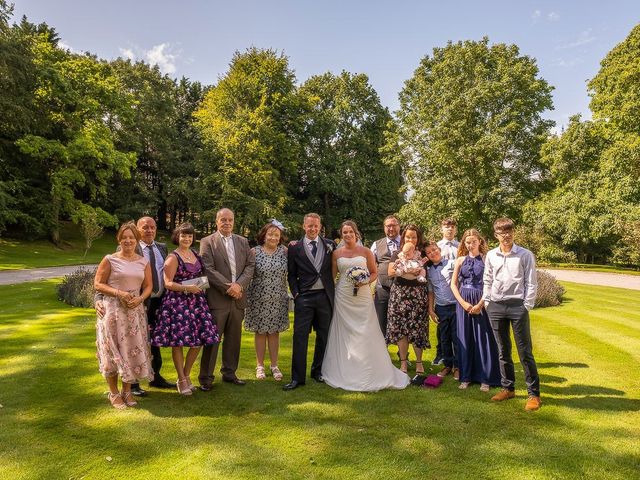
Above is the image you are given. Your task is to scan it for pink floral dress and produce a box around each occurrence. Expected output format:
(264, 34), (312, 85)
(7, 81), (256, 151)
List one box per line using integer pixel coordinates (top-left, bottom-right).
(96, 254), (154, 383)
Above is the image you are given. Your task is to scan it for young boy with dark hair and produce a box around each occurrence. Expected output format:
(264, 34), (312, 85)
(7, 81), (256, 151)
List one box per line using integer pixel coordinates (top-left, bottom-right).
(433, 218), (459, 365)
(483, 217), (541, 411)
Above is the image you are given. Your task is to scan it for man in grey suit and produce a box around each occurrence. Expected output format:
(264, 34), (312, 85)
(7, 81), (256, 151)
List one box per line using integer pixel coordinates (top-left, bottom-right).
(198, 208), (255, 389)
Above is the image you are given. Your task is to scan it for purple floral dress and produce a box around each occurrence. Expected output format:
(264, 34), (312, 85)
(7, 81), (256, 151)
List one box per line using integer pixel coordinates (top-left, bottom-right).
(151, 251), (220, 347)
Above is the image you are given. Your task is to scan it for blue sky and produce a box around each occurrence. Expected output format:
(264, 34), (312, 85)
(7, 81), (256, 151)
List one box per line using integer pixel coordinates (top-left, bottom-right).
(12, 1), (640, 131)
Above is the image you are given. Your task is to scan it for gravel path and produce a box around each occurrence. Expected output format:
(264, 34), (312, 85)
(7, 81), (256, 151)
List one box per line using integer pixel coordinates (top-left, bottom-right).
(0, 264), (98, 285)
(1, 265), (638, 290)
(541, 269), (640, 291)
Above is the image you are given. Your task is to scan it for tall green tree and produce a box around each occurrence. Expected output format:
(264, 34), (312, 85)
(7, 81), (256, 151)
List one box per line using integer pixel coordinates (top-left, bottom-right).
(297, 71), (404, 238)
(524, 24), (640, 266)
(392, 37), (554, 236)
(107, 59), (180, 228)
(194, 47), (303, 234)
(4, 9), (135, 241)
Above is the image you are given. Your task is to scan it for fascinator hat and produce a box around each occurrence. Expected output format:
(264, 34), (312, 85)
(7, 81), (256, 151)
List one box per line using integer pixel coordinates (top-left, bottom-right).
(270, 219), (286, 231)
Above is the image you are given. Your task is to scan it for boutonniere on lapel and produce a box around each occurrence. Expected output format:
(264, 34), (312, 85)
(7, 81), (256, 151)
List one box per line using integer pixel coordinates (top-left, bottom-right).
(325, 242), (334, 253)
(289, 240), (298, 247)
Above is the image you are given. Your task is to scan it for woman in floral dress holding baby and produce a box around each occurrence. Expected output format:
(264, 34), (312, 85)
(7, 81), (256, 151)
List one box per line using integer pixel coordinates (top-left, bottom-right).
(385, 224), (430, 374)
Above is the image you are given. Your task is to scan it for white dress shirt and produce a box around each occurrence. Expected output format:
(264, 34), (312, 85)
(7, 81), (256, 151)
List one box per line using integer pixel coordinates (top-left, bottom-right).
(483, 243), (537, 311)
(221, 234), (237, 282)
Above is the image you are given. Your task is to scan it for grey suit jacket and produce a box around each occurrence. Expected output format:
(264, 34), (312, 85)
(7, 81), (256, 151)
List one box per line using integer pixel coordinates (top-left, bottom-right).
(199, 231), (255, 310)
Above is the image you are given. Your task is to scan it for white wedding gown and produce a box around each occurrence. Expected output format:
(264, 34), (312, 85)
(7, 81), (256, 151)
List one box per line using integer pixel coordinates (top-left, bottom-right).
(322, 256), (410, 391)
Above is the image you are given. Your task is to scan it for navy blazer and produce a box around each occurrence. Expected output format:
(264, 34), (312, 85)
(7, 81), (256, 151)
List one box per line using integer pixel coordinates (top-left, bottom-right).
(287, 237), (336, 308)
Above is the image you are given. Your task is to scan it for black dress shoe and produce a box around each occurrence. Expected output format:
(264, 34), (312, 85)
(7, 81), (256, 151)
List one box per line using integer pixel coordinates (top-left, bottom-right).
(223, 377), (246, 386)
(200, 384), (213, 392)
(311, 374), (325, 383)
(149, 376), (176, 389)
(131, 385), (147, 397)
(283, 380), (305, 390)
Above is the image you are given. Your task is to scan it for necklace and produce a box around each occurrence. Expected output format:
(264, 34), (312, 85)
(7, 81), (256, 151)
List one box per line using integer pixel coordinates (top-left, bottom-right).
(178, 248), (195, 262)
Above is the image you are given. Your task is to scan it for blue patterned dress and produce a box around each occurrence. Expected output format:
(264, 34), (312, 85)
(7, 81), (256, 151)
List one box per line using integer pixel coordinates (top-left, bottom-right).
(455, 255), (501, 386)
(151, 251), (220, 347)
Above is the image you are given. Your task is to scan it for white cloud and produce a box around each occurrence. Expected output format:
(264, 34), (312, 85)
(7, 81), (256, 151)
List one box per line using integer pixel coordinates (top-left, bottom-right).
(531, 10), (541, 22)
(551, 57), (583, 68)
(145, 43), (177, 74)
(58, 40), (79, 53)
(119, 48), (136, 61)
(547, 11), (560, 22)
(557, 29), (596, 49)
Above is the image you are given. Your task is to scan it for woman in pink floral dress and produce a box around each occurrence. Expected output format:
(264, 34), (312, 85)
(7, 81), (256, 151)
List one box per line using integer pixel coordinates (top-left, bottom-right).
(94, 222), (154, 409)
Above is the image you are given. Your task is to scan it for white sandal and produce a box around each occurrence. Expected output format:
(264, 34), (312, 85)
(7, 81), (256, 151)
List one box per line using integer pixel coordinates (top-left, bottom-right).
(270, 365), (283, 381)
(121, 391), (138, 407)
(108, 392), (127, 410)
(459, 382), (470, 390)
(256, 365), (266, 380)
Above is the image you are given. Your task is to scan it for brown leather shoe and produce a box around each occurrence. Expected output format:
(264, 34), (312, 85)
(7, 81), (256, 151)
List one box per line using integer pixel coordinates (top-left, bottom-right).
(491, 389), (516, 401)
(525, 396), (542, 411)
(437, 367), (452, 378)
(453, 368), (460, 380)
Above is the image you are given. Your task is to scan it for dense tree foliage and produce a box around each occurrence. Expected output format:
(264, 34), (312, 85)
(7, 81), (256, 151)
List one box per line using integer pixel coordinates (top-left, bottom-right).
(296, 71), (404, 238)
(391, 37), (554, 237)
(2, 2), (639, 266)
(523, 25), (640, 266)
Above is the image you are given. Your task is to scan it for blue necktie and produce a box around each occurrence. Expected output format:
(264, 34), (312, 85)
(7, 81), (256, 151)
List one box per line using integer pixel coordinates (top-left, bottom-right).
(310, 240), (317, 258)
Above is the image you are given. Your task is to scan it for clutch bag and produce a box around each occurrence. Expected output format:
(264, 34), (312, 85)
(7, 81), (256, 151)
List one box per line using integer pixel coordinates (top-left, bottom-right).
(181, 276), (209, 290)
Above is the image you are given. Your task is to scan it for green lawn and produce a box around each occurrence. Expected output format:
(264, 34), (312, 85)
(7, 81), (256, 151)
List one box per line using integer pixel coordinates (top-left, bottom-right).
(0, 281), (638, 479)
(539, 263), (640, 275)
(0, 223), (172, 270)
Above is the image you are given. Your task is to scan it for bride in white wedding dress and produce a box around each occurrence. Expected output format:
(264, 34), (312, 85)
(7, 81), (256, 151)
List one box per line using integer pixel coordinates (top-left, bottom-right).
(322, 221), (410, 392)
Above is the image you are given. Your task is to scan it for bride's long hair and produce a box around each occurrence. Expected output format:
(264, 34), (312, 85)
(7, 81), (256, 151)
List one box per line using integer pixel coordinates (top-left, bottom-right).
(340, 220), (362, 241)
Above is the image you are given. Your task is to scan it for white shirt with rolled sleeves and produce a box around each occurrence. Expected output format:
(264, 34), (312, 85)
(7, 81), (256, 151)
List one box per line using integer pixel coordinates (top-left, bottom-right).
(482, 243), (537, 311)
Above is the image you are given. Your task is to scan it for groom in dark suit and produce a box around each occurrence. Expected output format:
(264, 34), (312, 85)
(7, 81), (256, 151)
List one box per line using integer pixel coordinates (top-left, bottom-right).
(283, 213), (336, 390)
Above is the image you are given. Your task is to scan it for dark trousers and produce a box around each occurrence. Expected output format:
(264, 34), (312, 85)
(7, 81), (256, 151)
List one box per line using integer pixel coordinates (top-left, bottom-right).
(486, 299), (540, 396)
(134, 297), (163, 387)
(435, 303), (457, 368)
(291, 290), (332, 383)
(374, 285), (391, 335)
(435, 322), (443, 359)
(199, 304), (245, 385)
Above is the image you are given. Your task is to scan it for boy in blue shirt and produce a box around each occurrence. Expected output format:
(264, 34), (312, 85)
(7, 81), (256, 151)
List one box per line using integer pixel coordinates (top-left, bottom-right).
(425, 241), (458, 378)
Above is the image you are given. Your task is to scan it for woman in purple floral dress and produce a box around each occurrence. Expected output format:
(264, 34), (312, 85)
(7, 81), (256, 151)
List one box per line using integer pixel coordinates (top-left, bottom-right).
(151, 223), (220, 395)
(385, 225), (430, 375)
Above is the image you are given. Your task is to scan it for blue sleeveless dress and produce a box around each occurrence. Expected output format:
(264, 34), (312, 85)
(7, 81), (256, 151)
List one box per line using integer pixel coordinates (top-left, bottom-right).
(455, 255), (500, 386)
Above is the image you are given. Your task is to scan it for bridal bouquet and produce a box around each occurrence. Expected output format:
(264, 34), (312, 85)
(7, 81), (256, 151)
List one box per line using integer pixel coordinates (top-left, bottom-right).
(345, 266), (370, 296)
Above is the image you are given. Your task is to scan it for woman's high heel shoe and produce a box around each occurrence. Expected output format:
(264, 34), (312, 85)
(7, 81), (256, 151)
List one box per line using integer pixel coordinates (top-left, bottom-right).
(270, 365), (283, 381)
(415, 361), (425, 375)
(121, 391), (138, 407)
(177, 378), (193, 396)
(108, 392), (127, 410)
(400, 357), (408, 374)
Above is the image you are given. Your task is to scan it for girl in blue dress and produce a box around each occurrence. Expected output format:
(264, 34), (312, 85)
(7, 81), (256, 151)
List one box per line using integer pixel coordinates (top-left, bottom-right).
(450, 229), (500, 391)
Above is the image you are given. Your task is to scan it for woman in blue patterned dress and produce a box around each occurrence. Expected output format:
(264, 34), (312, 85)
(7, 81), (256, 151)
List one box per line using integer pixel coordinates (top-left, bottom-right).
(245, 221), (289, 381)
(152, 223), (220, 395)
(450, 229), (500, 392)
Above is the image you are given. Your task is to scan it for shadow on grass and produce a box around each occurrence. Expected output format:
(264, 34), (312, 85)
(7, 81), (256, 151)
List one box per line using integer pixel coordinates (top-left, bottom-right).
(3, 281), (640, 479)
(538, 362), (589, 369)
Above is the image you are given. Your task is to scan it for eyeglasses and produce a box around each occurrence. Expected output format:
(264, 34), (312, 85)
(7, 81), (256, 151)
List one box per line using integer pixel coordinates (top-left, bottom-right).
(494, 231), (513, 237)
(384, 223), (399, 228)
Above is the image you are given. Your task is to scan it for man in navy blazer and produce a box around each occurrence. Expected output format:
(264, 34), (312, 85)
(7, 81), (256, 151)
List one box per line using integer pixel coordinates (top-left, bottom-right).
(283, 213), (336, 390)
